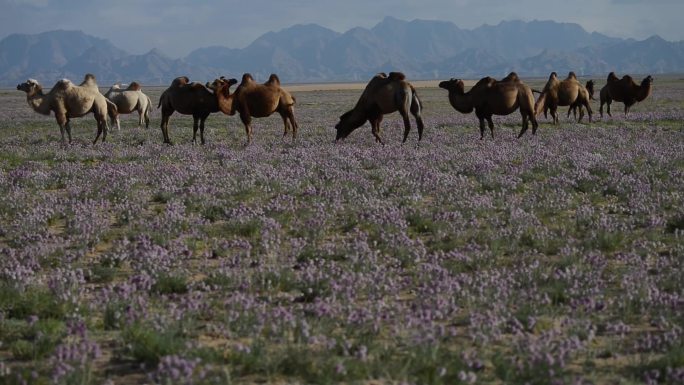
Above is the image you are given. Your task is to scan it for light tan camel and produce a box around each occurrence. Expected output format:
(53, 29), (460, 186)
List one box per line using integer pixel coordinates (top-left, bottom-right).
(599, 72), (653, 117)
(334, 72), (424, 144)
(16, 76), (118, 144)
(534, 72), (592, 124)
(206, 73), (298, 144)
(105, 82), (153, 130)
(158, 76), (231, 144)
(439, 72), (538, 139)
(567, 80), (595, 121)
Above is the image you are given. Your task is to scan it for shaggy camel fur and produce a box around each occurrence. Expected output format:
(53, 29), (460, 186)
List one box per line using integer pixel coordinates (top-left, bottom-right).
(105, 82), (153, 130)
(535, 72), (592, 124)
(599, 72), (653, 117)
(439, 72), (537, 139)
(207, 73), (298, 144)
(16, 76), (118, 144)
(335, 72), (424, 144)
(158, 76), (231, 144)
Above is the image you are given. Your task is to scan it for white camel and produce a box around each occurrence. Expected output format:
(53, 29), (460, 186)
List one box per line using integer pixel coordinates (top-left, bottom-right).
(16, 75), (118, 144)
(104, 82), (153, 130)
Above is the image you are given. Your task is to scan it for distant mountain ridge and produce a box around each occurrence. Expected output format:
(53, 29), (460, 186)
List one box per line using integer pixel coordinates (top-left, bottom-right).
(1, 18), (683, 86)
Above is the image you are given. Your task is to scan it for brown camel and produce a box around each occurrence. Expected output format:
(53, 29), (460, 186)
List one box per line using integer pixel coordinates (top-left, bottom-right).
(439, 72), (538, 139)
(158, 76), (235, 144)
(206, 73), (298, 144)
(567, 80), (595, 121)
(599, 72), (653, 117)
(16, 75), (118, 144)
(335, 72), (424, 144)
(534, 72), (592, 124)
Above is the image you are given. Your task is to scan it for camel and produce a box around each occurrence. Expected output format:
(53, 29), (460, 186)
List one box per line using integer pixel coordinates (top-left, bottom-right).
(599, 72), (653, 117)
(334, 72), (424, 144)
(158, 76), (235, 144)
(104, 82), (153, 130)
(534, 72), (592, 124)
(567, 80), (595, 121)
(16, 75), (118, 144)
(206, 73), (298, 144)
(439, 72), (537, 139)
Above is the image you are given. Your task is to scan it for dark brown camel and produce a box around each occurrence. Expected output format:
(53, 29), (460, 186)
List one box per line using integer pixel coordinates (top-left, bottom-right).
(335, 72), (424, 144)
(206, 73), (298, 144)
(599, 72), (653, 117)
(158, 76), (235, 144)
(439, 72), (538, 139)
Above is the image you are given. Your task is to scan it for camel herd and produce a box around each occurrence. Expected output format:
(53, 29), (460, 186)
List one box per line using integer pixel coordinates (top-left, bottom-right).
(15, 70), (653, 145)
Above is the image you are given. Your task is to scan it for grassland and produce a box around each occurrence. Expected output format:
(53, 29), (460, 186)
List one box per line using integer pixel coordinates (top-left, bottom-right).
(0, 78), (682, 384)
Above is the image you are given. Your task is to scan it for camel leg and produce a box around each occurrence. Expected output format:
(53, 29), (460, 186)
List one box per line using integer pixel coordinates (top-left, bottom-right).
(606, 100), (612, 117)
(192, 116), (199, 144)
(239, 112), (253, 145)
(65, 118), (73, 144)
(161, 109), (173, 144)
(531, 113), (538, 135)
(280, 111), (290, 139)
(486, 117), (495, 139)
(478, 117), (486, 140)
(199, 116), (207, 145)
(400, 110), (412, 144)
(287, 108), (298, 141)
(410, 96), (424, 141)
(93, 119), (103, 145)
(371, 116), (385, 145)
(55, 114), (68, 144)
(585, 101), (593, 123)
(102, 117), (108, 143)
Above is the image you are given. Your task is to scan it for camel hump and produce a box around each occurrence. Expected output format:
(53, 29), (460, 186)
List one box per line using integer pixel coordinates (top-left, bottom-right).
(622, 74), (635, 83)
(607, 72), (619, 82)
(503, 72), (520, 82)
(54, 79), (72, 91)
(376, 72), (388, 78)
(127, 81), (142, 91)
(388, 72), (406, 81)
(241, 73), (255, 85)
(549, 72), (558, 80)
(171, 76), (190, 87)
(266, 74), (281, 86)
(567, 71), (577, 80)
(475, 76), (494, 87)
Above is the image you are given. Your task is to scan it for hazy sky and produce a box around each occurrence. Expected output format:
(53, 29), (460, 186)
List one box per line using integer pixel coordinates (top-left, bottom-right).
(1, 0), (682, 57)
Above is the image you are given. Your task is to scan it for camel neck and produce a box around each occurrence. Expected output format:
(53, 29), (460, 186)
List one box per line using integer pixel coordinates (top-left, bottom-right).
(27, 90), (51, 116)
(448, 90), (474, 114)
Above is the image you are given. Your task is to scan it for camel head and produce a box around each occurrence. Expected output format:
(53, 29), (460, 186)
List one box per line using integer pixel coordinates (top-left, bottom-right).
(206, 77), (237, 95)
(335, 108), (370, 142)
(438, 78), (465, 94)
(16, 79), (42, 95)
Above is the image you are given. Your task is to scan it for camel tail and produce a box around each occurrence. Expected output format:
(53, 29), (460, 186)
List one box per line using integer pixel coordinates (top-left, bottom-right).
(106, 99), (118, 121)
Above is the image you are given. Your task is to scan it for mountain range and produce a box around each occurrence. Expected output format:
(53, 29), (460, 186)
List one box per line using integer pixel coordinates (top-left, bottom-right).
(1, 17), (683, 86)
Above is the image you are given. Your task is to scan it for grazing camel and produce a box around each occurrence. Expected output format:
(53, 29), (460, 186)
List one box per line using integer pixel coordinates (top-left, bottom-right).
(599, 72), (653, 117)
(158, 76), (232, 145)
(334, 72), (424, 144)
(16, 76), (118, 144)
(534, 72), (592, 124)
(206, 73), (298, 144)
(105, 82), (153, 130)
(439, 72), (538, 139)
